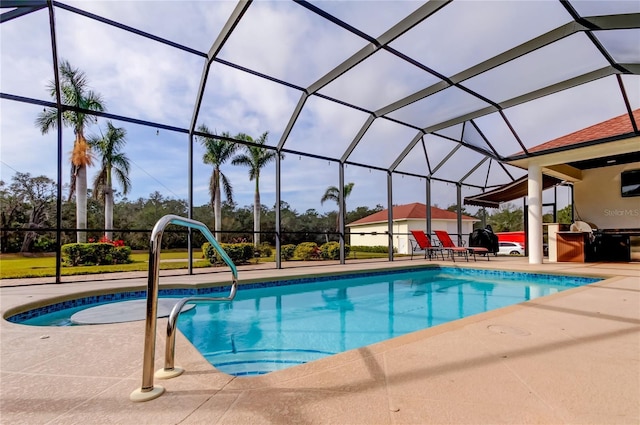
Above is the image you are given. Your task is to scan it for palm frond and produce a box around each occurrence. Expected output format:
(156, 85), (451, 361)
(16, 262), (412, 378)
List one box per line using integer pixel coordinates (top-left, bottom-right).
(35, 108), (59, 134)
(221, 172), (234, 204)
(92, 168), (107, 201)
(70, 134), (94, 167)
(90, 121), (131, 195)
(68, 167), (77, 201)
(321, 186), (339, 205)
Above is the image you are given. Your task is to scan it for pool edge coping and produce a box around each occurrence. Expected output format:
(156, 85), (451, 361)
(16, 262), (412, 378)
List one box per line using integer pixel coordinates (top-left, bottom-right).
(3, 262), (608, 325)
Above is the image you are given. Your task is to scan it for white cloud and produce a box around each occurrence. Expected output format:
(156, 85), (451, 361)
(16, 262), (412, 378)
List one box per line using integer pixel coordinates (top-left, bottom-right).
(319, 50), (440, 111)
(201, 65), (300, 139)
(1, 102), (61, 183)
(348, 118), (420, 169)
(0, 9), (56, 100)
(309, 0), (422, 39)
(54, 9), (202, 126)
(218, 1), (367, 88)
(389, 0), (571, 77)
(464, 33), (610, 104)
(504, 76), (632, 149)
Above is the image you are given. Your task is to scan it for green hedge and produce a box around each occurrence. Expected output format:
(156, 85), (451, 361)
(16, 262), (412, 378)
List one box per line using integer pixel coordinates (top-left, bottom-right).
(350, 245), (390, 254)
(61, 243), (132, 266)
(200, 241), (362, 264)
(202, 242), (255, 265)
(294, 242), (319, 261)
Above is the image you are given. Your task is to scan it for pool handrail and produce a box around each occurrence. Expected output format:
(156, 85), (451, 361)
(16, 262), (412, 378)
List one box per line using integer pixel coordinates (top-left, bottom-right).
(160, 289), (237, 378)
(130, 215), (238, 402)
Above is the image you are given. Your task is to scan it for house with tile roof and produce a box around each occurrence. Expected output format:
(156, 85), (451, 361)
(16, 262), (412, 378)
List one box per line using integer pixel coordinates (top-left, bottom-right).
(468, 108), (640, 263)
(507, 108), (640, 232)
(347, 202), (479, 255)
(522, 108), (640, 155)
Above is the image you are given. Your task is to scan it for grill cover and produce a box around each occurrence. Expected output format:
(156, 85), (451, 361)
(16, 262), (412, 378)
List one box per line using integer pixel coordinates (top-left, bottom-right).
(469, 228), (499, 253)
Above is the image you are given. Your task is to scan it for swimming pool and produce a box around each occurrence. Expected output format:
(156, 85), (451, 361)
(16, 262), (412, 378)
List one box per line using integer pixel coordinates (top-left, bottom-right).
(7, 266), (600, 376)
(177, 267), (599, 375)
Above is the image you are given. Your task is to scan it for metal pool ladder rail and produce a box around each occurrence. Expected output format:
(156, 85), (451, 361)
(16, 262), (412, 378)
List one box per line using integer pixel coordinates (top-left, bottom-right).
(130, 215), (238, 402)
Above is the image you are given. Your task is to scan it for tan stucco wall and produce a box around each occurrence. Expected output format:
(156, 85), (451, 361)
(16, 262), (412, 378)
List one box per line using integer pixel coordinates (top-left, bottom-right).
(348, 223), (391, 248)
(349, 219), (477, 255)
(573, 162), (640, 229)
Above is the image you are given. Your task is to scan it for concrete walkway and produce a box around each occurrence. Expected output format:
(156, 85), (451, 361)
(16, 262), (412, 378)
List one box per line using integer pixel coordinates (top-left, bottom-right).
(1, 257), (638, 424)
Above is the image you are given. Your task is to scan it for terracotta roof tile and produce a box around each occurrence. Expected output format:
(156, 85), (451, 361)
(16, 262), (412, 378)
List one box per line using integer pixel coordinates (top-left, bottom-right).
(347, 202), (477, 226)
(525, 108), (639, 154)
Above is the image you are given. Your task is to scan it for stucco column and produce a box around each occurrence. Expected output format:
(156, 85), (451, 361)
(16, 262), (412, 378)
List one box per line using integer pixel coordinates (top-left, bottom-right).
(528, 164), (543, 264)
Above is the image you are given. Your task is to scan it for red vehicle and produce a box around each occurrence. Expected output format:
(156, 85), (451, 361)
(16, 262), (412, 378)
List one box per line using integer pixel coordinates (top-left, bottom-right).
(495, 231), (525, 245)
(495, 231), (549, 256)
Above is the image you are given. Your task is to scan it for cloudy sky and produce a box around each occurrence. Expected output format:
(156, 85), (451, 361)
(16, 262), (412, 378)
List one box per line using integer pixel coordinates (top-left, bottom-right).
(1, 0), (638, 216)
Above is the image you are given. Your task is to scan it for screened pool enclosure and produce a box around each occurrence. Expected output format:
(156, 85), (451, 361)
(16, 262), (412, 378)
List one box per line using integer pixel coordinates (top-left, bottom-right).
(1, 0), (638, 281)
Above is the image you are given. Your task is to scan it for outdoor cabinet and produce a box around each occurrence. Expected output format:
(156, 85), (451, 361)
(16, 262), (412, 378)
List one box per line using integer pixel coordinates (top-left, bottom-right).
(556, 232), (587, 262)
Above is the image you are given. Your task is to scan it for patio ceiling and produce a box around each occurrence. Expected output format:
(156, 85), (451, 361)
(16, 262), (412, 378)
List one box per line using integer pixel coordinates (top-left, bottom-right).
(1, 0), (639, 194)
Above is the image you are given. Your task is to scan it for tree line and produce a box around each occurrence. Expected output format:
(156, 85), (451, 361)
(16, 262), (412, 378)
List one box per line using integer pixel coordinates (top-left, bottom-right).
(1, 169), (571, 254)
(2, 172), (571, 254)
(0, 173), (382, 253)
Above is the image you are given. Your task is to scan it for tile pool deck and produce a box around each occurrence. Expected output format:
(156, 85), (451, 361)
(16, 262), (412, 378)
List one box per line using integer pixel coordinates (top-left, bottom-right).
(1, 257), (638, 424)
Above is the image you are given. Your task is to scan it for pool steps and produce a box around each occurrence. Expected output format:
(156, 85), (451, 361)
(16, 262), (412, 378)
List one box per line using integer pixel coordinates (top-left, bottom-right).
(205, 348), (336, 376)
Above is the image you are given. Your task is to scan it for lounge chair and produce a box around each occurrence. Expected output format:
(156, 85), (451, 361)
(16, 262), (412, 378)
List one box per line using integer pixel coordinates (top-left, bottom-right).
(410, 230), (444, 260)
(434, 230), (490, 261)
(433, 230), (469, 261)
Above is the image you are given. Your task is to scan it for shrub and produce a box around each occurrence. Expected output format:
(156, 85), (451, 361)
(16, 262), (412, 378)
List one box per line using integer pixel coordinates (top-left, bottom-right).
(33, 235), (56, 253)
(240, 243), (255, 261)
(281, 244), (296, 261)
(294, 242), (320, 261)
(201, 242), (211, 260)
(61, 242), (131, 266)
(259, 243), (272, 258)
(350, 245), (390, 254)
(202, 242), (255, 265)
(319, 241), (350, 260)
(111, 246), (132, 264)
(320, 241), (338, 260)
(61, 243), (84, 266)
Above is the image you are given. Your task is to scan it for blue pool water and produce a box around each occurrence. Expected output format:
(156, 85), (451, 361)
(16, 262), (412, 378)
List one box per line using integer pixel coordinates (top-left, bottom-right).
(8, 267), (600, 376)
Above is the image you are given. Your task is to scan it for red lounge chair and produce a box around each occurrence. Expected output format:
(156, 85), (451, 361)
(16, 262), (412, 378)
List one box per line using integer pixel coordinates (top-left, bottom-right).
(433, 230), (469, 261)
(410, 230), (444, 260)
(434, 230), (490, 261)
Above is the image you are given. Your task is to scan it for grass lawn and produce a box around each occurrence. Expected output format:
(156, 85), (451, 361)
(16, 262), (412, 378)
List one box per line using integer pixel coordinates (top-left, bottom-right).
(0, 249), (390, 279)
(0, 251), (212, 279)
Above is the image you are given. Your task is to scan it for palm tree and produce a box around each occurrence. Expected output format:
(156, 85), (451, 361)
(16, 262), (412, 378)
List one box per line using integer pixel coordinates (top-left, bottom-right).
(321, 182), (355, 231)
(195, 125), (237, 241)
(88, 121), (131, 241)
(232, 132), (278, 247)
(35, 60), (105, 243)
